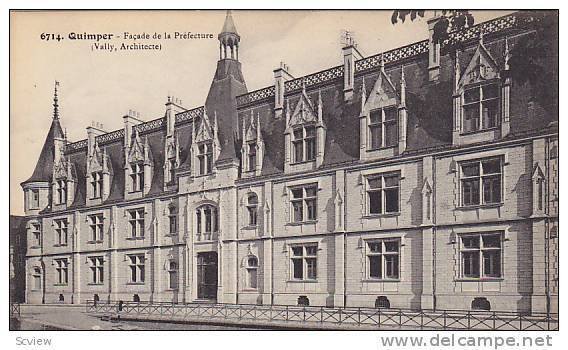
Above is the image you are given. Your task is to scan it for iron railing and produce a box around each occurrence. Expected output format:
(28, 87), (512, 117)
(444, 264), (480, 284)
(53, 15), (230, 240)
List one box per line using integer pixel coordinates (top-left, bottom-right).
(85, 300), (558, 330)
(10, 303), (20, 317)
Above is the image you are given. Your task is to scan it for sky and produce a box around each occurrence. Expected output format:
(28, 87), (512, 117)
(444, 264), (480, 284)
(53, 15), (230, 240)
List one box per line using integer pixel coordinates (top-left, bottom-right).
(9, 10), (512, 215)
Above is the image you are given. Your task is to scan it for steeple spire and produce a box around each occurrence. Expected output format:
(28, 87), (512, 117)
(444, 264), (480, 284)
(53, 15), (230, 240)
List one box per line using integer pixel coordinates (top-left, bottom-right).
(218, 10), (241, 60)
(53, 80), (60, 120)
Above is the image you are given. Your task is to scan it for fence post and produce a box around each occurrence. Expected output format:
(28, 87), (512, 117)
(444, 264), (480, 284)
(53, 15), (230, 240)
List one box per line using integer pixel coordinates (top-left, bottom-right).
(358, 307), (361, 325)
(420, 311), (424, 330)
(467, 312), (471, 330)
(286, 305), (289, 322)
(321, 307), (324, 324)
(492, 311), (496, 330)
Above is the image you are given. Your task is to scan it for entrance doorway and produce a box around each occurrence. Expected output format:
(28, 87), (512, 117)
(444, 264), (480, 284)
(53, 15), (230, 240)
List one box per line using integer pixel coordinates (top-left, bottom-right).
(197, 252), (218, 300)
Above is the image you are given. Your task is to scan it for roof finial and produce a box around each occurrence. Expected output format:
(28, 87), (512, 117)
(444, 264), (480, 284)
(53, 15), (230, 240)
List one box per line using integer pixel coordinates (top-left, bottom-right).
(479, 28), (485, 46)
(504, 36), (511, 71)
(53, 80), (60, 120)
(379, 53), (385, 72)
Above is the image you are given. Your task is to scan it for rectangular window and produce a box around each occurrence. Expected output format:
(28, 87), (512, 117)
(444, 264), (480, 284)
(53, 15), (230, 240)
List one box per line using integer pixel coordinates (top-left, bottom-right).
(292, 125), (317, 163)
(54, 219), (68, 246)
(462, 83), (499, 133)
(128, 209), (145, 238)
(89, 256), (104, 284)
(31, 223), (41, 247)
(460, 157), (502, 206)
(56, 179), (67, 204)
(55, 258), (69, 285)
(290, 244), (318, 281)
(31, 189), (39, 208)
(130, 163), (144, 192)
(198, 142), (213, 175)
(367, 239), (400, 280)
(91, 171), (103, 198)
(367, 173), (400, 215)
(128, 254), (145, 283)
(248, 142), (257, 171)
(88, 214), (104, 242)
(168, 207), (177, 235)
(460, 232), (502, 279)
(369, 107), (398, 150)
(290, 184), (317, 223)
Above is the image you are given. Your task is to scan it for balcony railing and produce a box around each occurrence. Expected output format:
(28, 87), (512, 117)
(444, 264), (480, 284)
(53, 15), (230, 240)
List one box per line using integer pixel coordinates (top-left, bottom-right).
(85, 300), (558, 330)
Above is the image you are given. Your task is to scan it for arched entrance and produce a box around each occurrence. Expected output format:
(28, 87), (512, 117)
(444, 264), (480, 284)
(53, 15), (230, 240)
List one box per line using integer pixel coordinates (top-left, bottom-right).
(197, 252), (218, 300)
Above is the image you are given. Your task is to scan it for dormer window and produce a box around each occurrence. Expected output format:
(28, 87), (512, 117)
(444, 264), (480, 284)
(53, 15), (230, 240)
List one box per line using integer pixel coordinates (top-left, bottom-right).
(247, 141), (257, 172)
(198, 141), (213, 175)
(292, 125), (316, 163)
(369, 107), (397, 150)
(130, 162), (144, 192)
(91, 171), (103, 198)
(463, 83), (499, 133)
(55, 179), (67, 204)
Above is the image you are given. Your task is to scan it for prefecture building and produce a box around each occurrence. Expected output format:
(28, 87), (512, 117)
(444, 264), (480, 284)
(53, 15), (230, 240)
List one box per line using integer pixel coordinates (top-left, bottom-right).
(21, 11), (558, 313)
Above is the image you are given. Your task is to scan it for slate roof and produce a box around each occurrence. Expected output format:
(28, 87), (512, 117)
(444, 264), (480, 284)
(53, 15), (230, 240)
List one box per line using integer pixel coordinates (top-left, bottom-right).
(22, 118), (64, 185)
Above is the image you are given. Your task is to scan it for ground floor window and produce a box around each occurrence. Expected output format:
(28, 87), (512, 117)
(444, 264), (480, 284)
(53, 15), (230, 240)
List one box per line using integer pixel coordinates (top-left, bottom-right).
(32, 267), (41, 290)
(54, 258), (69, 285)
(167, 261), (178, 290)
(290, 244), (317, 281)
(460, 232), (502, 279)
(366, 239), (400, 280)
(245, 256), (258, 289)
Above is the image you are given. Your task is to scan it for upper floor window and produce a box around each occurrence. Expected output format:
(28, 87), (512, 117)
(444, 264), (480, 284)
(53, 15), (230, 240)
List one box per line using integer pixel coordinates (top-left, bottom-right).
(292, 125), (316, 163)
(367, 239), (400, 280)
(130, 162), (144, 192)
(369, 107), (397, 150)
(290, 184), (317, 223)
(247, 141), (257, 171)
(128, 254), (145, 283)
(31, 189), (39, 208)
(128, 209), (145, 238)
(168, 206), (177, 235)
(89, 256), (104, 284)
(168, 157), (176, 184)
(198, 141), (213, 175)
(460, 232), (502, 279)
(367, 173), (400, 215)
(247, 193), (258, 226)
(55, 180), (67, 204)
(460, 157), (502, 207)
(245, 256), (258, 289)
(54, 219), (68, 246)
(31, 223), (41, 247)
(91, 171), (103, 199)
(54, 258), (69, 285)
(88, 214), (104, 242)
(290, 244), (317, 281)
(462, 83), (499, 133)
(196, 204), (218, 238)
(167, 261), (178, 289)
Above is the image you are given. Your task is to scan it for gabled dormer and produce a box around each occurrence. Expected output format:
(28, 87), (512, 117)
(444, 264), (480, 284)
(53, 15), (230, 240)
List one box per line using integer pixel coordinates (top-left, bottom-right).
(452, 34), (511, 145)
(86, 140), (112, 205)
(191, 108), (220, 177)
(359, 56), (408, 161)
(284, 84), (326, 173)
(124, 129), (153, 199)
(52, 150), (76, 210)
(241, 111), (264, 177)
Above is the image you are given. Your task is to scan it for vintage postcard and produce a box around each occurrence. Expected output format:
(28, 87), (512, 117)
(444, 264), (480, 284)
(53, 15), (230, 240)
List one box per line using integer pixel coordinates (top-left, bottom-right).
(8, 7), (559, 343)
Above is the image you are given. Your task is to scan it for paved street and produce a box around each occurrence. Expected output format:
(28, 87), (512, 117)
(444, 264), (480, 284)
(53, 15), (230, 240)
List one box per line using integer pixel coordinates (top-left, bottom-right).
(15, 305), (258, 330)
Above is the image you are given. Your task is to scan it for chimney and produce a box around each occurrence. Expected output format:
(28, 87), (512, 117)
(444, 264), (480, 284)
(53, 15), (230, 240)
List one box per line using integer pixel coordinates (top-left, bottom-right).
(273, 62), (294, 119)
(165, 95), (185, 136)
(86, 121), (106, 157)
(123, 109), (143, 149)
(427, 13), (442, 81)
(342, 33), (363, 101)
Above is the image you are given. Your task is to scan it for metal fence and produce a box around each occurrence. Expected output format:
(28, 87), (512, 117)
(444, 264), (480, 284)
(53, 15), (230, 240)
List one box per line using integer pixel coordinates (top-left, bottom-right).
(85, 300), (558, 330)
(10, 303), (20, 317)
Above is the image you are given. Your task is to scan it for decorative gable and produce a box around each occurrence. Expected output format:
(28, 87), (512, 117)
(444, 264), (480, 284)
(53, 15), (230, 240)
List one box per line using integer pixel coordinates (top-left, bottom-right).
(288, 86), (318, 127)
(241, 111), (265, 177)
(457, 37), (500, 91)
(362, 68), (398, 115)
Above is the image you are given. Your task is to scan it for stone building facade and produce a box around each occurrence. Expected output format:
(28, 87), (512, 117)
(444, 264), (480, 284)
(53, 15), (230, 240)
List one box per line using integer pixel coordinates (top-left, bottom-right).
(21, 11), (558, 313)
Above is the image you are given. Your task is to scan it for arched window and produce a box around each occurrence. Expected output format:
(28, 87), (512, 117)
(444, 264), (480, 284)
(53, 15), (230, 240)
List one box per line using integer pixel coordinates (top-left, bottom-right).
(133, 294), (140, 303)
(245, 256), (258, 289)
(472, 297), (491, 311)
(247, 193), (258, 226)
(375, 296), (391, 309)
(297, 296), (310, 306)
(32, 267), (42, 290)
(168, 261), (178, 290)
(196, 204), (218, 240)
